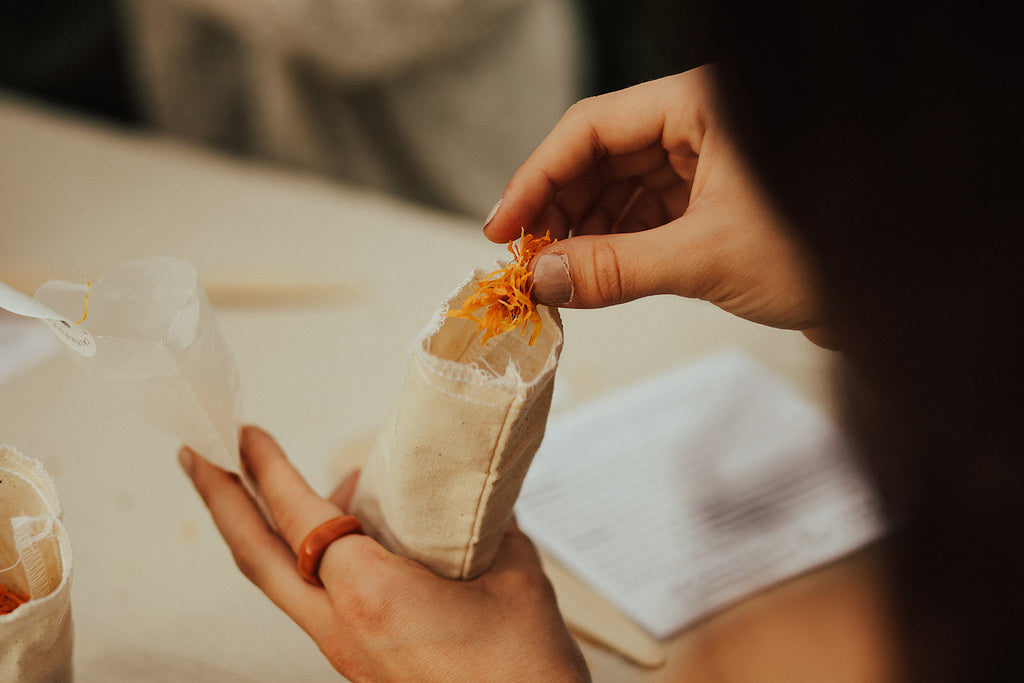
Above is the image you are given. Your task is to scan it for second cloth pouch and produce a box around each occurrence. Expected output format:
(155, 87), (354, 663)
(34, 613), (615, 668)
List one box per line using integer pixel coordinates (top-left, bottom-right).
(350, 268), (563, 579)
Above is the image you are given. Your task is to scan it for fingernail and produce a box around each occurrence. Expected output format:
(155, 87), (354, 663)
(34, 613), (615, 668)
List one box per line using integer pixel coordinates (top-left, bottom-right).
(178, 446), (195, 475)
(531, 253), (573, 305)
(484, 198), (502, 228)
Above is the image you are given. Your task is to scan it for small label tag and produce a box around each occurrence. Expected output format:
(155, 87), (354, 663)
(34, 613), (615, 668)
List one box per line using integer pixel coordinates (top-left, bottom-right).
(0, 280), (97, 357)
(42, 318), (97, 357)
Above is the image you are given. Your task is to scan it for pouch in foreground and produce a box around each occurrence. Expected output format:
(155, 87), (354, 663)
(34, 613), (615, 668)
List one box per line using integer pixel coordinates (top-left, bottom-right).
(0, 445), (73, 682)
(350, 268), (563, 579)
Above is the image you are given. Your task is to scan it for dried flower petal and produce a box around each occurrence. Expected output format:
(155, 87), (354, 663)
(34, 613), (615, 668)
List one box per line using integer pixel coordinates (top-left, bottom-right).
(0, 584), (30, 614)
(75, 277), (91, 325)
(447, 231), (554, 346)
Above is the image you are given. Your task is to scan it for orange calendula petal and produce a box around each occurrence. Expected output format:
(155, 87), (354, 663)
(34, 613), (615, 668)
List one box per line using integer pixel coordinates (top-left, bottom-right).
(447, 231), (554, 346)
(0, 584), (30, 614)
(75, 277), (91, 325)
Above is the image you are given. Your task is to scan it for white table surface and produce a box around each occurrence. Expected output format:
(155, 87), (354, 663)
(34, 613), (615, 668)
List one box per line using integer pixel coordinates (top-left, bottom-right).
(0, 92), (838, 682)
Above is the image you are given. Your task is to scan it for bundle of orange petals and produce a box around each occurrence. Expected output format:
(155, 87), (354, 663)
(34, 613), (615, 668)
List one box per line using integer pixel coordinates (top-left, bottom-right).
(0, 584), (30, 615)
(447, 231), (554, 346)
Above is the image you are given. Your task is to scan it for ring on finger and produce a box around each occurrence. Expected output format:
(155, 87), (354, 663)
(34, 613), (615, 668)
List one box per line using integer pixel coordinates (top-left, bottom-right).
(297, 515), (363, 586)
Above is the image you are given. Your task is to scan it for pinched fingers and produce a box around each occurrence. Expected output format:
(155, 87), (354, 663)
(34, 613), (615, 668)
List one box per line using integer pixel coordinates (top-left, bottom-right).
(485, 69), (712, 244)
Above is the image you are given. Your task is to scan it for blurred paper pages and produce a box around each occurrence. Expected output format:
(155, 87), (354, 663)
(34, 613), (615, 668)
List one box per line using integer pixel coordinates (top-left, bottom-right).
(515, 349), (885, 639)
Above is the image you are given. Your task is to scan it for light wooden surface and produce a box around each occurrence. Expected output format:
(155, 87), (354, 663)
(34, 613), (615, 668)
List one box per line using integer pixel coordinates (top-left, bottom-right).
(0, 93), (890, 681)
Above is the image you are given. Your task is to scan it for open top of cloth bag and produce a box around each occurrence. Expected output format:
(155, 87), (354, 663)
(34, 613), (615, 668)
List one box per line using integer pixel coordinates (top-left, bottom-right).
(0, 444), (74, 683)
(350, 266), (563, 579)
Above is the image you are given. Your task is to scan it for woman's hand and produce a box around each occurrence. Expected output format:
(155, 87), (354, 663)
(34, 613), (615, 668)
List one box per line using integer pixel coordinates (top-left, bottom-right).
(179, 426), (589, 682)
(486, 66), (831, 342)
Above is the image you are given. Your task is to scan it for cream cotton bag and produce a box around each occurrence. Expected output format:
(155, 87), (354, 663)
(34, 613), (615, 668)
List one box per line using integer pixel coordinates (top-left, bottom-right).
(350, 268), (563, 579)
(0, 444), (74, 683)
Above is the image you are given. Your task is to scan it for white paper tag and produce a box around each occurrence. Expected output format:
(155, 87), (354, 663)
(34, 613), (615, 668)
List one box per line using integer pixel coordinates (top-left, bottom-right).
(40, 317), (97, 356)
(0, 280), (96, 357)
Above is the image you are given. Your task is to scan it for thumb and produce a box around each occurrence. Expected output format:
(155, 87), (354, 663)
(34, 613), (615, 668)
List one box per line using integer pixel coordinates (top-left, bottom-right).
(529, 228), (695, 309)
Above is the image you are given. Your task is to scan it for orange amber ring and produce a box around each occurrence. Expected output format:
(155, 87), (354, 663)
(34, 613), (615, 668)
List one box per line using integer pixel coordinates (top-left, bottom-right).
(297, 515), (363, 586)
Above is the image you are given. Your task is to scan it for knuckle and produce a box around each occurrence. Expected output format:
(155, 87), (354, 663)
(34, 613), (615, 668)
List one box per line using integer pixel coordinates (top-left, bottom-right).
(272, 507), (303, 546)
(230, 545), (265, 584)
(583, 240), (627, 306)
(340, 587), (393, 633)
(562, 97), (608, 159)
(328, 542), (396, 629)
(564, 95), (598, 121)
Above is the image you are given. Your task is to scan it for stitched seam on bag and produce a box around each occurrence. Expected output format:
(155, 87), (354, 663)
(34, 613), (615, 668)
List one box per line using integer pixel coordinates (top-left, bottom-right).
(13, 520), (53, 598)
(413, 360), (509, 409)
(460, 397), (516, 578)
(418, 349), (520, 390)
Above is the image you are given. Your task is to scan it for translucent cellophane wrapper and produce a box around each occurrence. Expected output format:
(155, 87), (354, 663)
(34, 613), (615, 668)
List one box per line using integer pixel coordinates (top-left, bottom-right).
(34, 257), (242, 474)
(350, 268), (563, 579)
(0, 444), (74, 683)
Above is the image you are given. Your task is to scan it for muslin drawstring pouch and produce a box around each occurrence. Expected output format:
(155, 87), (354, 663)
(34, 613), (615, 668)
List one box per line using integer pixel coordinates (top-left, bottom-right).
(350, 267), (563, 579)
(0, 444), (74, 683)
(33, 256), (243, 475)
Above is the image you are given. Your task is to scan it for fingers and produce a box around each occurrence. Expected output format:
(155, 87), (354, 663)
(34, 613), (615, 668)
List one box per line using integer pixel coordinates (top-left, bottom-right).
(185, 427), (394, 588)
(485, 70), (711, 244)
(529, 223), (706, 308)
(178, 444), (335, 636)
(238, 426), (344, 556)
(528, 208), (824, 332)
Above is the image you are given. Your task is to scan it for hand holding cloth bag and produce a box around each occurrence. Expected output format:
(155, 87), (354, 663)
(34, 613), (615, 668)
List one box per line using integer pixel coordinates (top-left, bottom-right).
(350, 236), (563, 580)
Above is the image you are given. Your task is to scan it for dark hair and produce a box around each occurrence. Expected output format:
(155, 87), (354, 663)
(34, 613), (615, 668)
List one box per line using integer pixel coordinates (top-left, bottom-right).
(703, 2), (1023, 679)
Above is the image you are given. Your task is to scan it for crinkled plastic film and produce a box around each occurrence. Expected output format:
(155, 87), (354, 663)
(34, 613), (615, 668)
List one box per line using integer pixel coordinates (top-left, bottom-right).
(34, 257), (242, 474)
